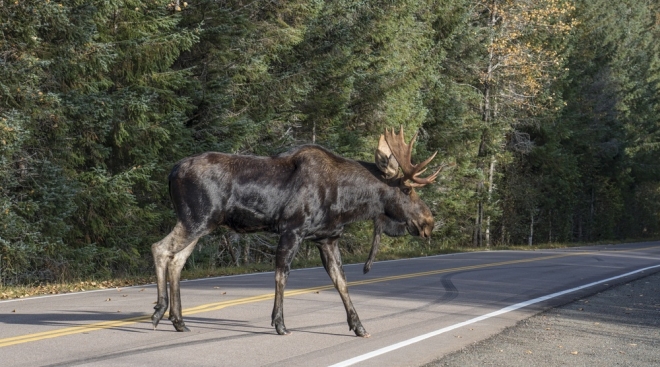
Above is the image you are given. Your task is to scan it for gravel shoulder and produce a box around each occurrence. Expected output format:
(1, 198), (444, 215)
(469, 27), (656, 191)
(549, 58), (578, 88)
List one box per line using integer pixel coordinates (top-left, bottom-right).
(425, 270), (660, 367)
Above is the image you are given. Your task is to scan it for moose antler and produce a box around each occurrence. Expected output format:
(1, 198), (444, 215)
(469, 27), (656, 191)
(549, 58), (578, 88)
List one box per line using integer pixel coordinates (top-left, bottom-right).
(383, 126), (443, 187)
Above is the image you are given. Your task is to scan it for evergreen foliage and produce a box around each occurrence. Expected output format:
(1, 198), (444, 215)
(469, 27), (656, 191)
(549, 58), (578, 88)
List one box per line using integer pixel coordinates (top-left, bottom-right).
(0, 0), (658, 284)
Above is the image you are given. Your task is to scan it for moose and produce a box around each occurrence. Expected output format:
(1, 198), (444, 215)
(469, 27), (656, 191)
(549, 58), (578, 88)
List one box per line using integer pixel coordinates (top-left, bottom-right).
(150, 127), (443, 337)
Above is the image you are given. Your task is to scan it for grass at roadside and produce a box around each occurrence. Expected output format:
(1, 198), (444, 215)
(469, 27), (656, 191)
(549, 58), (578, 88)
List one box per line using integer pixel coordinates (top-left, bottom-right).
(0, 240), (641, 300)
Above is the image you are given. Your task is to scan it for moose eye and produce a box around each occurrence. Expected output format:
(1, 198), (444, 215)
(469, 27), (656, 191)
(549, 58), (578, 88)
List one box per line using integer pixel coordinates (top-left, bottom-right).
(401, 187), (412, 196)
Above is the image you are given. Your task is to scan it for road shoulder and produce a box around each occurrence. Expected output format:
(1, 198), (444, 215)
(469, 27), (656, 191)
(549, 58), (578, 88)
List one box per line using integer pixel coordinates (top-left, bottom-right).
(424, 270), (660, 366)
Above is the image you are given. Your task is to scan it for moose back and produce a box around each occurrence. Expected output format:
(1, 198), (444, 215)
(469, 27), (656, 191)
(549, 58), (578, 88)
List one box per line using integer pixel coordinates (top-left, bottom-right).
(150, 127), (441, 337)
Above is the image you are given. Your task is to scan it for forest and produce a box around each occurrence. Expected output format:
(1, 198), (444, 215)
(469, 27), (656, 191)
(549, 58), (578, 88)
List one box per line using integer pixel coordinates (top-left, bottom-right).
(1, 0), (659, 285)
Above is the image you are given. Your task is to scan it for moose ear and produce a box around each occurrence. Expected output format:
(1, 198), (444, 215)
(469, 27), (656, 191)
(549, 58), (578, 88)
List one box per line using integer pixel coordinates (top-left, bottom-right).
(375, 134), (399, 179)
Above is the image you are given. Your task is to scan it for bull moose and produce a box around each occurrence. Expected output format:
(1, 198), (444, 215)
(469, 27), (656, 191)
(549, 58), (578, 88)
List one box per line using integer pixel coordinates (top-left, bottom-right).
(150, 127), (443, 337)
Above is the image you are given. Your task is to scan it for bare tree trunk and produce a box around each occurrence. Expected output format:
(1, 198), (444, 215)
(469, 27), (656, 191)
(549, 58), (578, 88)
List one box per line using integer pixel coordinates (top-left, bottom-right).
(589, 187), (595, 241)
(578, 215), (583, 241)
(548, 210), (552, 243)
(500, 223), (505, 245)
(474, 0), (498, 247)
(304, 243), (312, 260)
(485, 156), (496, 247)
(312, 121), (316, 144)
(242, 237), (251, 265)
(222, 234), (240, 266)
(528, 210), (534, 246)
(485, 214), (491, 246)
(474, 199), (483, 247)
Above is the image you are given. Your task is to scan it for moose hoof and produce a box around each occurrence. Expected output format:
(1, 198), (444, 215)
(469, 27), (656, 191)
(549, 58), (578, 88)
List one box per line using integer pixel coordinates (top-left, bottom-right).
(353, 325), (370, 338)
(173, 322), (191, 332)
(151, 315), (160, 330)
(275, 324), (291, 335)
(170, 317), (190, 332)
(151, 305), (167, 330)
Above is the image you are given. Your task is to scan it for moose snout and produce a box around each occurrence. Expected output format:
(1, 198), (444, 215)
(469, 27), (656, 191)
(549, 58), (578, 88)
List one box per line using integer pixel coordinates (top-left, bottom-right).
(421, 223), (433, 238)
(419, 220), (433, 238)
(410, 217), (434, 238)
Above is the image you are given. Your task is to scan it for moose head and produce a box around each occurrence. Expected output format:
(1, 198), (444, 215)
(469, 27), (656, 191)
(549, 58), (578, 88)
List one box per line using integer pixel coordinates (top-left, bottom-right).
(375, 126), (443, 236)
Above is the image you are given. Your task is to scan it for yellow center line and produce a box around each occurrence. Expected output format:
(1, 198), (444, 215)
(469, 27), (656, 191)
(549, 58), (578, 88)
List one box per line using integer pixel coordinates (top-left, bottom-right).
(1, 246), (657, 348)
(0, 315), (150, 347)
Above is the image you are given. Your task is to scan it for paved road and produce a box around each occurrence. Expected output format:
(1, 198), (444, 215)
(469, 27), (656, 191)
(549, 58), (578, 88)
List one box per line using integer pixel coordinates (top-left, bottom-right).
(1, 242), (659, 367)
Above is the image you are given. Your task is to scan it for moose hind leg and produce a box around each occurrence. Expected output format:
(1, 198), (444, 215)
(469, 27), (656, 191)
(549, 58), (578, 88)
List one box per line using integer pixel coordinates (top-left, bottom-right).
(271, 232), (302, 335)
(150, 222), (199, 332)
(318, 238), (370, 337)
(151, 234), (173, 329)
(271, 269), (290, 335)
(167, 238), (199, 332)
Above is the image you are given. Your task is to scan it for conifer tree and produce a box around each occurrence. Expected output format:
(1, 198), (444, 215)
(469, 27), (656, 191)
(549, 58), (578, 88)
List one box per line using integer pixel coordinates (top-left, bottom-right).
(0, 0), (196, 282)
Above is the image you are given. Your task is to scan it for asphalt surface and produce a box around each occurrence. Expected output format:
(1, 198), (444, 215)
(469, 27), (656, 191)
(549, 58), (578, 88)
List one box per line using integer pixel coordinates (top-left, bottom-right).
(0, 242), (659, 366)
(425, 270), (660, 367)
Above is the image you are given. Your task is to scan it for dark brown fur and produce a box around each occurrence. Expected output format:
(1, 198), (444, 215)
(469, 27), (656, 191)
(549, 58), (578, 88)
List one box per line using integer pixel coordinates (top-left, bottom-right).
(151, 142), (436, 337)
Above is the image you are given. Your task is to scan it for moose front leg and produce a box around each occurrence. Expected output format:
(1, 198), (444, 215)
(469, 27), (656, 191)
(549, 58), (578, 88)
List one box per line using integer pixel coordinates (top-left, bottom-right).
(363, 218), (383, 274)
(271, 232), (302, 335)
(364, 215), (407, 274)
(318, 237), (370, 337)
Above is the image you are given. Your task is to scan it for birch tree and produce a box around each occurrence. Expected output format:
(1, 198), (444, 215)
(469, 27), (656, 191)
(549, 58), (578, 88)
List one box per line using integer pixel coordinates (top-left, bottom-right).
(469, 0), (575, 246)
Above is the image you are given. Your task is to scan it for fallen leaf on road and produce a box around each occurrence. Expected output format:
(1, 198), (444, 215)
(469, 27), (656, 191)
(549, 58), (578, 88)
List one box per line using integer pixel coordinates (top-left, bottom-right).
(571, 351), (578, 355)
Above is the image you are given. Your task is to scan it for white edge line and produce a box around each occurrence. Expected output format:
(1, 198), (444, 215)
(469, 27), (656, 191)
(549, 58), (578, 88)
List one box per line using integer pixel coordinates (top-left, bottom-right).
(328, 264), (660, 367)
